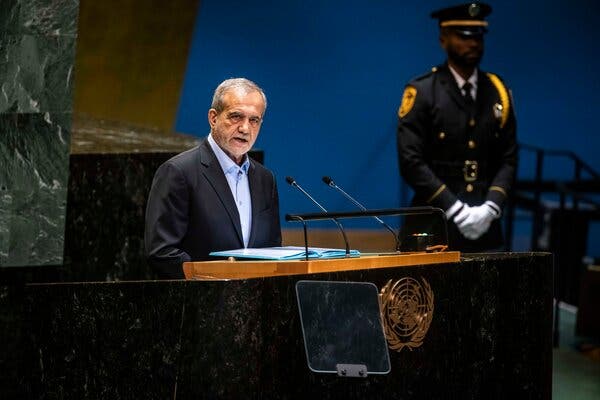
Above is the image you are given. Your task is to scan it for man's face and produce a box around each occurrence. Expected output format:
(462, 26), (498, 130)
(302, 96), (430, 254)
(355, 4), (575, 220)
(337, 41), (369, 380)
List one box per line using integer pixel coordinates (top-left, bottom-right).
(440, 29), (484, 69)
(208, 89), (265, 165)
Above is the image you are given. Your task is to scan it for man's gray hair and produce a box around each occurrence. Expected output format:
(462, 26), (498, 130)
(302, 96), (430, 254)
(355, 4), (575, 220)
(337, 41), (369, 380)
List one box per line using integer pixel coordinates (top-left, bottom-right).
(211, 78), (267, 113)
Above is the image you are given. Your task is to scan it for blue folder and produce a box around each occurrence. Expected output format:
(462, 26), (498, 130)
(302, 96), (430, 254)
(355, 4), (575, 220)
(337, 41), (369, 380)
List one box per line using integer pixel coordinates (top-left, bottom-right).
(209, 246), (360, 260)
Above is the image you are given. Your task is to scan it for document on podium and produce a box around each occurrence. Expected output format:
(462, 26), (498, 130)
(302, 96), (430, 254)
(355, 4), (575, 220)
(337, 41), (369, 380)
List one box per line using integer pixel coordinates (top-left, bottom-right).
(209, 246), (360, 260)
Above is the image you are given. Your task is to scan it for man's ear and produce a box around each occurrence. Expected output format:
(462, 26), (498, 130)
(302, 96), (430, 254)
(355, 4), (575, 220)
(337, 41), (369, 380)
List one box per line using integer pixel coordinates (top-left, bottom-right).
(439, 33), (448, 51)
(208, 109), (217, 128)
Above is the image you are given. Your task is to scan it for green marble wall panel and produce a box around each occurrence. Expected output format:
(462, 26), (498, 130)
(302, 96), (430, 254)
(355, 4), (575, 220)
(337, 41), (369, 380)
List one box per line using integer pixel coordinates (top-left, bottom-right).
(0, 0), (79, 35)
(0, 0), (20, 33)
(0, 112), (70, 266)
(0, 34), (76, 113)
(0, 0), (78, 267)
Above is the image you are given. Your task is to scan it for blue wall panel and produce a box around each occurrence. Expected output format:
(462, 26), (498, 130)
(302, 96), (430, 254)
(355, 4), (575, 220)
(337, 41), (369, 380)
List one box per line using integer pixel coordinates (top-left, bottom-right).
(176, 0), (600, 231)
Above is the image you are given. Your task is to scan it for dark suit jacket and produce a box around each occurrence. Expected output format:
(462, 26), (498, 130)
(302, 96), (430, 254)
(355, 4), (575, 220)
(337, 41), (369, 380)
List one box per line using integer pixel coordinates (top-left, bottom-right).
(397, 63), (518, 251)
(145, 138), (282, 278)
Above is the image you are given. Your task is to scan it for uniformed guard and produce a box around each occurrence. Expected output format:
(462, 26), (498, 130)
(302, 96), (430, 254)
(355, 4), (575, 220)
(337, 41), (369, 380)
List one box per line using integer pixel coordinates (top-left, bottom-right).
(397, 2), (518, 252)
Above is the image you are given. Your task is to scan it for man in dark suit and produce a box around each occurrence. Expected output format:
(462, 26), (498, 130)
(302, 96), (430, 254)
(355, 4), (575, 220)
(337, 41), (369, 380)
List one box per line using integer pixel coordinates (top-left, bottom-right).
(145, 78), (281, 278)
(397, 2), (517, 252)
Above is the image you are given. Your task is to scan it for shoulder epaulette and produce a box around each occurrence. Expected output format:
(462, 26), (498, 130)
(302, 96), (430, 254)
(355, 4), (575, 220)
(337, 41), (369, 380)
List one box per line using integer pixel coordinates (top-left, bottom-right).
(412, 67), (438, 82)
(486, 72), (510, 128)
(399, 67), (438, 118)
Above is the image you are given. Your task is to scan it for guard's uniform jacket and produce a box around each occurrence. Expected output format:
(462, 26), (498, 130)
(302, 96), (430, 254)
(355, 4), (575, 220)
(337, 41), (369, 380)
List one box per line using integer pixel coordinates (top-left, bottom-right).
(397, 63), (518, 251)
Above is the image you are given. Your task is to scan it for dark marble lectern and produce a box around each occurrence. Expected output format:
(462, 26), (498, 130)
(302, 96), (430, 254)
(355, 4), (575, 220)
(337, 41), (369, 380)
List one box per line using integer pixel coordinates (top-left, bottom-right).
(1, 252), (552, 399)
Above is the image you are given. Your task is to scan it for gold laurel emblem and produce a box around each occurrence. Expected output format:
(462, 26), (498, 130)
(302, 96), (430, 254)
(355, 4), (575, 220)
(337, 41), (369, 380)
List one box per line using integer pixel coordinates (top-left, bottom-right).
(398, 86), (417, 118)
(379, 277), (434, 351)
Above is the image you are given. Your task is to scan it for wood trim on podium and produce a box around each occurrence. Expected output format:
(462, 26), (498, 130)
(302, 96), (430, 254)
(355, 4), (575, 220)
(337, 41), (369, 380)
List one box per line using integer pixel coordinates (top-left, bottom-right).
(182, 252), (460, 280)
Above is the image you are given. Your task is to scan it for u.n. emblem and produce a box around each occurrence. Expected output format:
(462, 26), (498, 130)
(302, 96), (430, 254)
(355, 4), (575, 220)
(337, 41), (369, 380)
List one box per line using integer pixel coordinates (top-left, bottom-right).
(380, 277), (434, 351)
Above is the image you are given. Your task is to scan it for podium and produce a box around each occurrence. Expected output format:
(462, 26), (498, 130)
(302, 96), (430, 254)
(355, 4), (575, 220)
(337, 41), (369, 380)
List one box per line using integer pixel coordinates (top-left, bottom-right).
(2, 252), (552, 399)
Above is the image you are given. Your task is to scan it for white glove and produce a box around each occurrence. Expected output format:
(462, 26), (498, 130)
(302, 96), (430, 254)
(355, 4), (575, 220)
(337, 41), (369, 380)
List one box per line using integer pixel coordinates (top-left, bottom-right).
(446, 200), (469, 222)
(457, 201), (500, 240)
(453, 204), (471, 227)
(446, 201), (472, 237)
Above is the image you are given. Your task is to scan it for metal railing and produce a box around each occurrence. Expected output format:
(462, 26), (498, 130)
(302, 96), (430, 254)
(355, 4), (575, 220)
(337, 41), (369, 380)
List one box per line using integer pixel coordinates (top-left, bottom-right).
(505, 143), (600, 251)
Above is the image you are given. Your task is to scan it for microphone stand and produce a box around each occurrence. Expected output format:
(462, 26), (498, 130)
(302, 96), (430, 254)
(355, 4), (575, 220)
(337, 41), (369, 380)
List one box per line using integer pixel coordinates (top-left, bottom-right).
(323, 176), (401, 252)
(286, 176), (351, 258)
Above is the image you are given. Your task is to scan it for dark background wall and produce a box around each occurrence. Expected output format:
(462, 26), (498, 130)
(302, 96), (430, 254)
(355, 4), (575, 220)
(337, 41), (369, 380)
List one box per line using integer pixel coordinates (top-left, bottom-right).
(73, 0), (199, 131)
(175, 0), (600, 245)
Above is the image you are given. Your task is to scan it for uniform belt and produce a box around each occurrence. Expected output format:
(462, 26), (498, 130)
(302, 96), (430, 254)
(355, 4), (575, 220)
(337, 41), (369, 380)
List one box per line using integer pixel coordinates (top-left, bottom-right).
(431, 160), (486, 182)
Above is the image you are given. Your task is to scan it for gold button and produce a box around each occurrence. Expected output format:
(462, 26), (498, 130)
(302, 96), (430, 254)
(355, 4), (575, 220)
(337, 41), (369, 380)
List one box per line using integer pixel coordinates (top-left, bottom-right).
(468, 140), (476, 149)
(431, 66), (438, 72)
(439, 132), (445, 139)
(466, 184), (474, 192)
(469, 118), (476, 127)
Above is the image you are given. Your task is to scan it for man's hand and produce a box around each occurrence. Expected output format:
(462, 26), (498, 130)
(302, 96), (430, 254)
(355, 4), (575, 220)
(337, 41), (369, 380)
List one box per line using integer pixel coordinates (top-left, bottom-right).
(456, 201), (500, 240)
(446, 200), (469, 221)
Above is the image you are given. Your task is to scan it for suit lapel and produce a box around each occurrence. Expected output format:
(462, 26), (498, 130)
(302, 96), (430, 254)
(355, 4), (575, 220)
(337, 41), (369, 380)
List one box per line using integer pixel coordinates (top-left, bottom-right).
(198, 139), (244, 246)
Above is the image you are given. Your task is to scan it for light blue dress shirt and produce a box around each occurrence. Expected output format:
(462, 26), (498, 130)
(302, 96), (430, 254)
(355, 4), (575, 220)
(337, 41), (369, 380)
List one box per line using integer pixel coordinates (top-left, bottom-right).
(207, 134), (252, 248)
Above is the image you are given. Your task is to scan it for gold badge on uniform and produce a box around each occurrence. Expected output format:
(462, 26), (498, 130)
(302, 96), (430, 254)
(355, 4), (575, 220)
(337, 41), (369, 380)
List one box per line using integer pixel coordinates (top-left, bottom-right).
(398, 86), (417, 118)
(379, 277), (434, 352)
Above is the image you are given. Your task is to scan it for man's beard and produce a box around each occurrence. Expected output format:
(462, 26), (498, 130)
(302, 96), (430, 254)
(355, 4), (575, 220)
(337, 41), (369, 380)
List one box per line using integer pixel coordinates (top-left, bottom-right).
(447, 47), (483, 69)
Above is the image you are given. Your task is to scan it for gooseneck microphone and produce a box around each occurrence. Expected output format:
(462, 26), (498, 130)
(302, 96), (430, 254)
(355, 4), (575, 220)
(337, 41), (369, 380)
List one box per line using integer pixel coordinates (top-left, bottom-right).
(322, 176), (401, 252)
(285, 176), (350, 255)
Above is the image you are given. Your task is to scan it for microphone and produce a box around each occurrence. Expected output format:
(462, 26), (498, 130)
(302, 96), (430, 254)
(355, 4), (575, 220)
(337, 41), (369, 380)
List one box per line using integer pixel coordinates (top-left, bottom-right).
(322, 176), (400, 252)
(285, 176), (350, 256)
